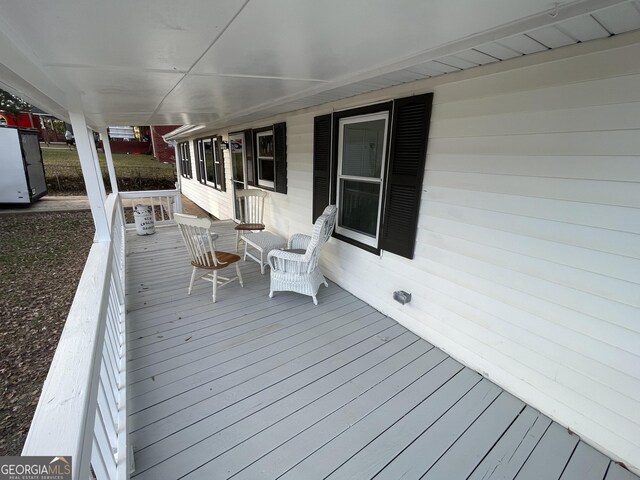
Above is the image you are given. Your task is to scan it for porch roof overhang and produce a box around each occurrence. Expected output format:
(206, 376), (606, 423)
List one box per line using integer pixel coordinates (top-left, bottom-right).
(1, 0), (640, 132)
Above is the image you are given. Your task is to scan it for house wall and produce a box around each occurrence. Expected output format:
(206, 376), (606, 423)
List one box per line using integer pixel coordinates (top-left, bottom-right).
(150, 125), (180, 162)
(178, 36), (640, 472)
(179, 140), (234, 221)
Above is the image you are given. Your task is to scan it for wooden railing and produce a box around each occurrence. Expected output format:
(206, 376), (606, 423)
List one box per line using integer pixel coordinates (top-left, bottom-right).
(22, 193), (128, 479)
(119, 188), (182, 229)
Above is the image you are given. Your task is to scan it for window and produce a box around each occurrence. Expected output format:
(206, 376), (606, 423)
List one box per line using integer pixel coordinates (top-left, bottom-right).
(256, 129), (275, 188)
(240, 123), (287, 194)
(336, 112), (389, 248)
(178, 141), (192, 179)
(194, 135), (226, 191)
(313, 93), (433, 259)
(229, 132), (245, 184)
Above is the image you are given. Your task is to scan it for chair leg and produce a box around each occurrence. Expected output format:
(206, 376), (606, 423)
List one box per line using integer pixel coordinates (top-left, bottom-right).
(236, 230), (240, 252)
(212, 270), (218, 303)
(312, 294), (318, 306)
(269, 291), (274, 298)
(188, 267), (197, 295)
(236, 263), (244, 287)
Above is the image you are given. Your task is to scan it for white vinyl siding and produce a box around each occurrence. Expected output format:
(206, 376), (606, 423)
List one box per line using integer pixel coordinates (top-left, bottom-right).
(178, 38), (640, 472)
(180, 141), (234, 221)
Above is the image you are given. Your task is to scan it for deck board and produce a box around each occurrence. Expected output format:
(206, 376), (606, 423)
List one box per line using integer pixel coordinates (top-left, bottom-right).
(126, 223), (637, 480)
(559, 442), (610, 480)
(514, 423), (580, 480)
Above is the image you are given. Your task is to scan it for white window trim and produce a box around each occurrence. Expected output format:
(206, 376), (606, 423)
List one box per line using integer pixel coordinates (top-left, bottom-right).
(336, 112), (389, 248)
(229, 132), (247, 186)
(256, 129), (275, 189)
(203, 138), (215, 187)
(199, 137), (222, 190)
(212, 137), (223, 190)
(180, 142), (191, 179)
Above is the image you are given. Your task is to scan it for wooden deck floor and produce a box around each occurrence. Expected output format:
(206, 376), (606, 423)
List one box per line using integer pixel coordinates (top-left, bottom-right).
(125, 222), (637, 480)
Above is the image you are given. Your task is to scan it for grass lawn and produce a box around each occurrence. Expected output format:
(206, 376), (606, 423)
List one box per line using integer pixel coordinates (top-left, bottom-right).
(42, 147), (176, 194)
(43, 147), (175, 176)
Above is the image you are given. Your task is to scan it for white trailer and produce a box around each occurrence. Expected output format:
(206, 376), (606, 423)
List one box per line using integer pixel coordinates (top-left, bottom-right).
(0, 126), (47, 204)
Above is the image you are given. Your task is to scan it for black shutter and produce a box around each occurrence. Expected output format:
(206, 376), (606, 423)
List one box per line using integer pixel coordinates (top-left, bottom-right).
(380, 93), (433, 259)
(244, 129), (255, 186)
(274, 122), (287, 194)
(312, 114), (332, 222)
(215, 136), (226, 191)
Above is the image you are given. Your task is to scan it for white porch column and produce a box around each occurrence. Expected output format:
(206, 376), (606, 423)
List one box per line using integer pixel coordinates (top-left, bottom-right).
(68, 109), (110, 241)
(99, 127), (118, 194)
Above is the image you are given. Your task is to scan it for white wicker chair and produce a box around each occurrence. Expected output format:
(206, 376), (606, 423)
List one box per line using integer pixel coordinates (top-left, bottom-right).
(175, 213), (243, 303)
(267, 205), (337, 305)
(234, 189), (267, 251)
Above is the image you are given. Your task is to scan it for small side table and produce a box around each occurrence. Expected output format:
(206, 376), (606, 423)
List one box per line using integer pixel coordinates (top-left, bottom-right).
(242, 231), (287, 274)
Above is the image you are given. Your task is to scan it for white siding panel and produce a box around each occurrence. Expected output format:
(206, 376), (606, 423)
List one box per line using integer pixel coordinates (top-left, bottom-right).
(430, 101), (640, 137)
(426, 187), (640, 234)
(422, 201), (640, 258)
(427, 171), (640, 208)
(428, 131), (640, 157)
(435, 72), (640, 119)
(423, 216), (640, 291)
(179, 142), (234, 220)
(426, 154), (640, 182)
(179, 38), (640, 474)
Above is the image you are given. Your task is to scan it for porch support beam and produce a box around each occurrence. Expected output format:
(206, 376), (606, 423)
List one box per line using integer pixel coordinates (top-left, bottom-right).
(87, 127), (107, 200)
(99, 127), (118, 194)
(68, 108), (110, 242)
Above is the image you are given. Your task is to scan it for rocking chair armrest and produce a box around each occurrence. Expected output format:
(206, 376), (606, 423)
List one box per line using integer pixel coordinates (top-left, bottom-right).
(288, 234), (311, 250)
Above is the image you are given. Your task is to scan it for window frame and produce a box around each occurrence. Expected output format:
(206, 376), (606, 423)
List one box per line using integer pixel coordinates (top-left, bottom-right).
(242, 122), (287, 194)
(331, 101), (393, 254)
(178, 141), (192, 179)
(313, 94), (433, 259)
(194, 135), (225, 191)
(255, 128), (275, 189)
(335, 111), (390, 248)
(229, 131), (246, 185)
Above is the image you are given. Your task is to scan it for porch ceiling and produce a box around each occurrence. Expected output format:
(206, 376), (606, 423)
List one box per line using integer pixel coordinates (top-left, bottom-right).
(1, 0), (639, 129)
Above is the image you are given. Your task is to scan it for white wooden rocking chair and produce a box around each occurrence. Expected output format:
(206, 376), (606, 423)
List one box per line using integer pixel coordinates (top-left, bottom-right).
(267, 205), (337, 305)
(175, 213), (243, 303)
(234, 189), (267, 251)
